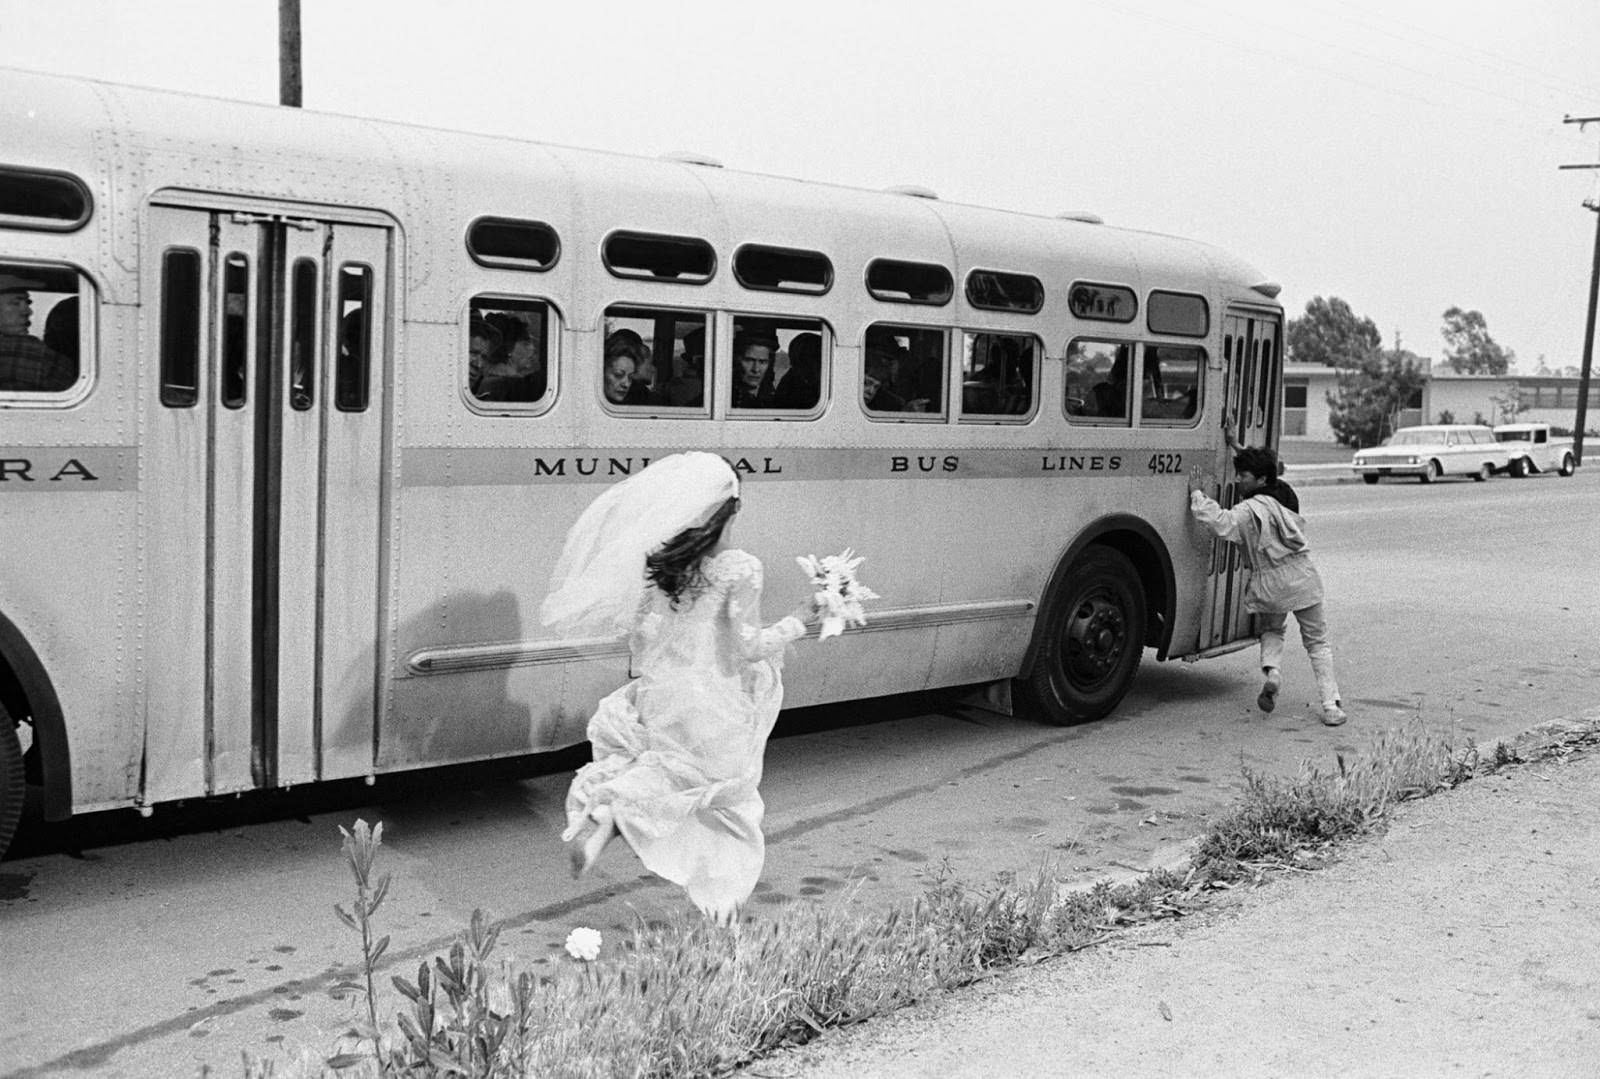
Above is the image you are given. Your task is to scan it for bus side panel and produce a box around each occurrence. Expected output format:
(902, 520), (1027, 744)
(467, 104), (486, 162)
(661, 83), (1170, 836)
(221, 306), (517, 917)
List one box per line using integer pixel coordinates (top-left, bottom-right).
(0, 489), (141, 812)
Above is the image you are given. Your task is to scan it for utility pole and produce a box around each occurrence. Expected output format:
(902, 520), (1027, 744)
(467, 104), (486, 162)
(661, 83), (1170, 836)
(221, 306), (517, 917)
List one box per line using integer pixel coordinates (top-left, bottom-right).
(279, 0), (302, 108)
(1559, 114), (1600, 466)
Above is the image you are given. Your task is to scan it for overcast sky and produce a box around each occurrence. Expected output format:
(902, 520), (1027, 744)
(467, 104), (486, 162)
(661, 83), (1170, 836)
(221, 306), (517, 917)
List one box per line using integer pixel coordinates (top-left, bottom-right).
(5, 0), (1600, 372)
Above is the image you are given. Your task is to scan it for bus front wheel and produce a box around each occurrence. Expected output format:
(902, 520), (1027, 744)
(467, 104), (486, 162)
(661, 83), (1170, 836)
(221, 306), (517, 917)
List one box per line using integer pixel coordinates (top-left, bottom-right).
(1026, 548), (1146, 726)
(0, 703), (23, 860)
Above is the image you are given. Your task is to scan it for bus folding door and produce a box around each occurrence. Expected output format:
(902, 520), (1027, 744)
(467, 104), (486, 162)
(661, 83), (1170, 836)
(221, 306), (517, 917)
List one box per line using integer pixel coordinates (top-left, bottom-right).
(142, 204), (389, 803)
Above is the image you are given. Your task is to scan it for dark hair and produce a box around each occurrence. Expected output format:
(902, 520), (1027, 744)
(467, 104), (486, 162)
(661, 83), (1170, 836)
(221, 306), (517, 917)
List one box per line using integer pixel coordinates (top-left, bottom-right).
(1232, 445), (1280, 483)
(645, 496), (740, 606)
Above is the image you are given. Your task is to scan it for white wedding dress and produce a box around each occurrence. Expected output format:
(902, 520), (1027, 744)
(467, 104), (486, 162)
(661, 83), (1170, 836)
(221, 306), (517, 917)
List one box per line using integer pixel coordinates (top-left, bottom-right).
(562, 548), (806, 918)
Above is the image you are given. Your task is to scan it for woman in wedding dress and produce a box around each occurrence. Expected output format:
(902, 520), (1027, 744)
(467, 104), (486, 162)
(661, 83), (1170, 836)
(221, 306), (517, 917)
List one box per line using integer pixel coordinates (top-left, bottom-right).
(540, 452), (817, 921)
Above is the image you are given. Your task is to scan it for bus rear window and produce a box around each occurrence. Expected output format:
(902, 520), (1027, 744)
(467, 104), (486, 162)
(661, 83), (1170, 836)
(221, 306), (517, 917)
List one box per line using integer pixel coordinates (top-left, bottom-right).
(0, 166), (91, 232)
(1068, 281), (1136, 323)
(1, 261), (82, 395)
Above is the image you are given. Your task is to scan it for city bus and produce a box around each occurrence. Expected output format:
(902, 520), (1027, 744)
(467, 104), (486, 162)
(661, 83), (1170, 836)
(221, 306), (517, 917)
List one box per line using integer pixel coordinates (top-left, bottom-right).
(0, 67), (1282, 856)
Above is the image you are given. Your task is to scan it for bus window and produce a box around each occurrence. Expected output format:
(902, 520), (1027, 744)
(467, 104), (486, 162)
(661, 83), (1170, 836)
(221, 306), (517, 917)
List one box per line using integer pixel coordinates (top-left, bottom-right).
(159, 250), (202, 407)
(731, 315), (826, 413)
(334, 265), (372, 412)
(467, 216), (560, 271)
(601, 304), (708, 411)
(1064, 338), (1131, 424)
(866, 259), (952, 306)
(733, 244), (832, 295)
(468, 296), (550, 408)
(1, 260), (81, 395)
(965, 270), (1044, 314)
(1147, 289), (1209, 337)
(0, 165), (91, 232)
(602, 232), (715, 284)
(960, 332), (1035, 421)
(1140, 344), (1203, 425)
(288, 257), (317, 411)
(220, 254), (250, 409)
(864, 323), (945, 416)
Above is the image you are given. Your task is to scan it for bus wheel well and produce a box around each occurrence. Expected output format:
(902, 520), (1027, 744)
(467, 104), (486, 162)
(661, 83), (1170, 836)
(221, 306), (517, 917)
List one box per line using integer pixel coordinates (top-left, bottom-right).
(0, 609), (72, 821)
(1023, 517), (1177, 680)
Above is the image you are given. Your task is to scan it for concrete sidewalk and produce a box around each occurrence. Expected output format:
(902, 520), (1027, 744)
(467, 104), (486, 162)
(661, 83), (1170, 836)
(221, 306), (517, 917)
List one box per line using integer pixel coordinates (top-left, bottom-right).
(1284, 462), (1361, 486)
(767, 721), (1600, 1079)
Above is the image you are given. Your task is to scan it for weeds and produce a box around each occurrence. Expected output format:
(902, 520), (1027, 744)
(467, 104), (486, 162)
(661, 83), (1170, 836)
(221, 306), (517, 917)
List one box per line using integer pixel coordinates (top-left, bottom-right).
(286, 719), (1586, 1078)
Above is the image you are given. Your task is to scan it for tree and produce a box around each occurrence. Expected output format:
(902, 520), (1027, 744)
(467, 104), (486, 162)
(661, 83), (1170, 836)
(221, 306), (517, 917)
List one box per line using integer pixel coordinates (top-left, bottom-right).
(1326, 347), (1427, 448)
(1490, 382), (1526, 423)
(1440, 307), (1513, 375)
(1286, 296), (1382, 368)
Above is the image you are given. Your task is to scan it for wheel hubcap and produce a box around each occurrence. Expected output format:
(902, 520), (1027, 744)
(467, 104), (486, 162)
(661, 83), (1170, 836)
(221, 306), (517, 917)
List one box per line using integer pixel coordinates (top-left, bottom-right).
(1062, 592), (1126, 687)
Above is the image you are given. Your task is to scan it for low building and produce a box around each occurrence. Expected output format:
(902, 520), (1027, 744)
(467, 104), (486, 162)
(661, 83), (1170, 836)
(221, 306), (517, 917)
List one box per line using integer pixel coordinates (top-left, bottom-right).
(1282, 362), (1597, 443)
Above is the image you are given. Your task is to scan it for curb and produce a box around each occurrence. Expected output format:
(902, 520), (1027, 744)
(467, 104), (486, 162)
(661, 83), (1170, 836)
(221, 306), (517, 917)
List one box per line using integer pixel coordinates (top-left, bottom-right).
(1283, 463), (1360, 487)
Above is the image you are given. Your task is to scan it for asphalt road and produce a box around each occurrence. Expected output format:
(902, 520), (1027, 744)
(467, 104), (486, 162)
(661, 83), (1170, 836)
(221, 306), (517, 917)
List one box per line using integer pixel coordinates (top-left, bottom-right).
(2, 468), (1596, 1078)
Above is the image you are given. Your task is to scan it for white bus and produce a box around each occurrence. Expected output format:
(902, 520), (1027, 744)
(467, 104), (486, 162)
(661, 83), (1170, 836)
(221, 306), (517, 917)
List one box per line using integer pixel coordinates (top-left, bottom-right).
(0, 67), (1283, 856)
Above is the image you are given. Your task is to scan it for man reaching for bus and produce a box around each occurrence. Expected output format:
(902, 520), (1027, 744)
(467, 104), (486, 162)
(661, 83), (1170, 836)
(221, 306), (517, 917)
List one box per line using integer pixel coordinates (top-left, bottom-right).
(1189, 445), (1348, 727)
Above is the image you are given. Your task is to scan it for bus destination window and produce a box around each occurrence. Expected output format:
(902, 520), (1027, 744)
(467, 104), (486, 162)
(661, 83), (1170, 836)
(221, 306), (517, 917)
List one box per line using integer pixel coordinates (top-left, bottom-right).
(1064, 338), (1132, 425)
(468, 296), (551, 409)
(1, 260), (82, 397)
(960, 332), (1036, 421)
(863, 323), (945, 417)
(730, 315), (825, 414)
(601, 305), (708, 413)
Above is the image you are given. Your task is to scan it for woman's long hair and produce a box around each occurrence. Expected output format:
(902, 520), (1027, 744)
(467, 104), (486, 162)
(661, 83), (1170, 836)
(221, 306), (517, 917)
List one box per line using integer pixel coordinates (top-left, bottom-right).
(645, 496), (740, 606)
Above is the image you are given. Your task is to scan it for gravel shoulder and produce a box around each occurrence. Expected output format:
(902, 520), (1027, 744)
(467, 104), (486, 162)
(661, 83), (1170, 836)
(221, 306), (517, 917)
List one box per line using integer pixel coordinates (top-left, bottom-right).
(759, 726), (1600, 1079)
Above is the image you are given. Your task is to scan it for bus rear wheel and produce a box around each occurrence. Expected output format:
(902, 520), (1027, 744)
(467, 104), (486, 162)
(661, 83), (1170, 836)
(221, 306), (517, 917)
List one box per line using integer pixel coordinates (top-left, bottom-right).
(1025, 548), (1146, 726)
(0, 703), (23, 860)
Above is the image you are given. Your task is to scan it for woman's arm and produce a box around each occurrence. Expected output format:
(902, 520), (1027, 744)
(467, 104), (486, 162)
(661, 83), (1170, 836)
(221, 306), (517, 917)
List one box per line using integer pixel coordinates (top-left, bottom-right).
(1189, 488), (1248, 542)
(727, 556), (815, 661)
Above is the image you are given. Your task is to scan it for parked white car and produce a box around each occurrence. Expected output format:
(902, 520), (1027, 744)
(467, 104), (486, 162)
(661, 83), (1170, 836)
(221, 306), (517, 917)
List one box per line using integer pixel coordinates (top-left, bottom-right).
(1351, 424), (1512, 484)
(1491, 422), (1577, 478)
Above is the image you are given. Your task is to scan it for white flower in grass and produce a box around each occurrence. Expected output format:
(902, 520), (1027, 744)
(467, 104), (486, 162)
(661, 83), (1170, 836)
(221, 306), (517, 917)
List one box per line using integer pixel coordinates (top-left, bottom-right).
(797, 548), (881, 641)
(564, 926), (602, 961)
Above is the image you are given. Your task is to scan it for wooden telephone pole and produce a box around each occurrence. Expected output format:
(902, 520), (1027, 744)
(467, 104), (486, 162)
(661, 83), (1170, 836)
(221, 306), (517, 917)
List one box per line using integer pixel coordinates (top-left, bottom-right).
(279, 0), (302, 108)
(1560, 114), (1600, 466)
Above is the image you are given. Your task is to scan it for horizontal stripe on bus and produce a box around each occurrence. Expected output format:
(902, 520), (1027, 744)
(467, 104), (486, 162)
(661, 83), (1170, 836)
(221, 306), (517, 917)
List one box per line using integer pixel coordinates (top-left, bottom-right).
(404, 598), (1036, 675)
(400, 447), (1198, 486)
(0, 447), (138, 490)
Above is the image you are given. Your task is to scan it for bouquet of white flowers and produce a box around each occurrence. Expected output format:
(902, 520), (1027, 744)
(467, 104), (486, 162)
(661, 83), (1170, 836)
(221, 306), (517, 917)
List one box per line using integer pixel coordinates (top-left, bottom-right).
(796, 548), (879, 641)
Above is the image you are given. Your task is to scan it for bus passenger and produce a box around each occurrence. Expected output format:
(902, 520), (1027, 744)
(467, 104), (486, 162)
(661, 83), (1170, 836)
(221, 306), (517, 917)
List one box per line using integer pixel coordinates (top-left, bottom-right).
(468, 317), (502, 397)
(773, 331), (821, 409)
(1090, 352), (1130, 418)
(603, 330), (653, 405)
(662, 327), (706, 407)
(1189, 445), (1347, 727)
(478, 313), (546, 402)
(862, 352), (904, 412)
(0, 274), (75, 392)
(731, 325), (778, 409)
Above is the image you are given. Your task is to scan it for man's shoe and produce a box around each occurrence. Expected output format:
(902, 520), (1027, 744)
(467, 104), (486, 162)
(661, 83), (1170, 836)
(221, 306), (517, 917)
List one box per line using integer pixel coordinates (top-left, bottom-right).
(1256, 669), (1281, 713)
(1321, 702), (1348, 727)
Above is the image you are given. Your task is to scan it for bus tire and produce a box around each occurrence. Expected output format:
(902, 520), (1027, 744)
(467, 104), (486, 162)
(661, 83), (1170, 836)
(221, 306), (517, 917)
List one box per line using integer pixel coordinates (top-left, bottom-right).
(1025, 547), (1146, 726)
(0, 702), (23, 860)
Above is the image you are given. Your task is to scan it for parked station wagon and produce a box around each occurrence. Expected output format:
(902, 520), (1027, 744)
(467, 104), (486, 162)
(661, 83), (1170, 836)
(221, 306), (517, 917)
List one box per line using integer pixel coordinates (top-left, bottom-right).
(1351, 424), (1511, 484)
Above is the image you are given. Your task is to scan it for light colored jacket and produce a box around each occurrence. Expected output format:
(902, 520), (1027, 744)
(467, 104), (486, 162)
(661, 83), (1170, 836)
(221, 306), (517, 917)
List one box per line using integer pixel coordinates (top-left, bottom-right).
(1190, 490), (1325, 614)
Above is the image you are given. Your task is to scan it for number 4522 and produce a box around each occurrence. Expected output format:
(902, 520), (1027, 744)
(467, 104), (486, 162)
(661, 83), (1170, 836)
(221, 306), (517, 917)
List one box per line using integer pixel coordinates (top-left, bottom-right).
(1147, 453), (1182, 474)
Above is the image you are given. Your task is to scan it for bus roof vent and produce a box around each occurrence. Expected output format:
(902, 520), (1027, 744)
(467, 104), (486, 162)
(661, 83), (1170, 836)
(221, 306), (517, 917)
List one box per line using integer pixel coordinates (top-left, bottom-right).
(1251, 280), (1283, 298)
(884, 184), (939, 199)
(661, 151), (724, 168)
(1056, 210), (1104, 224)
